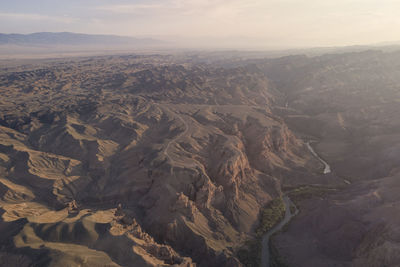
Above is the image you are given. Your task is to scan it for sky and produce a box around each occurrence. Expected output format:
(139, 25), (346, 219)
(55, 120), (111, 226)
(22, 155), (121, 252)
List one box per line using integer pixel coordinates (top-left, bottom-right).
(1, 0), (400, 49)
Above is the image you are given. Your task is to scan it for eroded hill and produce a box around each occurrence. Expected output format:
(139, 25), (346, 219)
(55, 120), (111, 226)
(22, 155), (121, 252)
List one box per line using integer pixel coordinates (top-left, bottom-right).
(0, 55), (321, 266)
(2, 50), (398, 267)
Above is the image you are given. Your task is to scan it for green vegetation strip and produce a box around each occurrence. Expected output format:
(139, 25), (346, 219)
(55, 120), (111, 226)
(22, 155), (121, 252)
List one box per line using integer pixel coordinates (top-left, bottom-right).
(256, 198), (285, 237)
(237, 186), (338, 267)
(237, 197), (285, 267)
(288, 185), (337, 206)
(269, 237), (290, 267)
(237, 239), (262, 267)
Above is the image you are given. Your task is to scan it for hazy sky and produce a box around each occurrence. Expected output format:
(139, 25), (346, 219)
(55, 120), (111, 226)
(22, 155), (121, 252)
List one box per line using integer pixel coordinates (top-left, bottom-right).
(1, 0), (400, 48)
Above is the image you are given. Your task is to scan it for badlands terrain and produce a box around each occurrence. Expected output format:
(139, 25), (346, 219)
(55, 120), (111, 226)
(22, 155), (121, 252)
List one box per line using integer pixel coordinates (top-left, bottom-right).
(0, 50), (399, 266)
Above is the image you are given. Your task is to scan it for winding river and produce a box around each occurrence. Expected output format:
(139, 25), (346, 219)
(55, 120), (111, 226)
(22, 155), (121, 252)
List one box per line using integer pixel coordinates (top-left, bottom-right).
(260, 141), (332, 267)
(306, 141), (331, 174)
(261, 196), (298, 267)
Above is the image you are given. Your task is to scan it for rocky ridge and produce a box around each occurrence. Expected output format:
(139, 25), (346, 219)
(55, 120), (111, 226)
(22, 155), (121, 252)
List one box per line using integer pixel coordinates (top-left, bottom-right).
(0, 55), (322, 266)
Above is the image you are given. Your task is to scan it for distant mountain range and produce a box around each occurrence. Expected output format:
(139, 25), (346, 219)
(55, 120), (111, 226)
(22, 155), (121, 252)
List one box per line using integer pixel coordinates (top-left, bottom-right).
(0, 32), (162, 47)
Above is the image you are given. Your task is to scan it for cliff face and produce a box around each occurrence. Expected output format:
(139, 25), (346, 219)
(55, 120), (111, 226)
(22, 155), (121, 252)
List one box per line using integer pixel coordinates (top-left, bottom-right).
(258, 50), (400, 267)
(0, 55), (320, 266)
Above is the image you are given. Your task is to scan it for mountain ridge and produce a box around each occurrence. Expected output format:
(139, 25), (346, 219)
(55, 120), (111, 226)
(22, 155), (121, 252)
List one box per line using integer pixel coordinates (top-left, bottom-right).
(0, 32), (163, 46)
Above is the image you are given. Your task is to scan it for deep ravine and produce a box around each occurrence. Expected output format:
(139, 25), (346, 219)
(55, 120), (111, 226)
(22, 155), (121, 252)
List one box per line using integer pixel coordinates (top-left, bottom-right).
(261, 141), (332, 267)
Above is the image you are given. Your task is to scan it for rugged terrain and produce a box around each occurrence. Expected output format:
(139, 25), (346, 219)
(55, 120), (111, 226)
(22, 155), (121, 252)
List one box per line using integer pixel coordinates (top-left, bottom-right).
(0, 54), (322, 266)
(1, 49), (399, 267)
(258, 51), (400, 266)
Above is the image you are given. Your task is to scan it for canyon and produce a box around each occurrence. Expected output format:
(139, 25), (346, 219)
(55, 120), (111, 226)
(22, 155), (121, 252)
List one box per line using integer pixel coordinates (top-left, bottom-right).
(0, 50), (399, 266)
